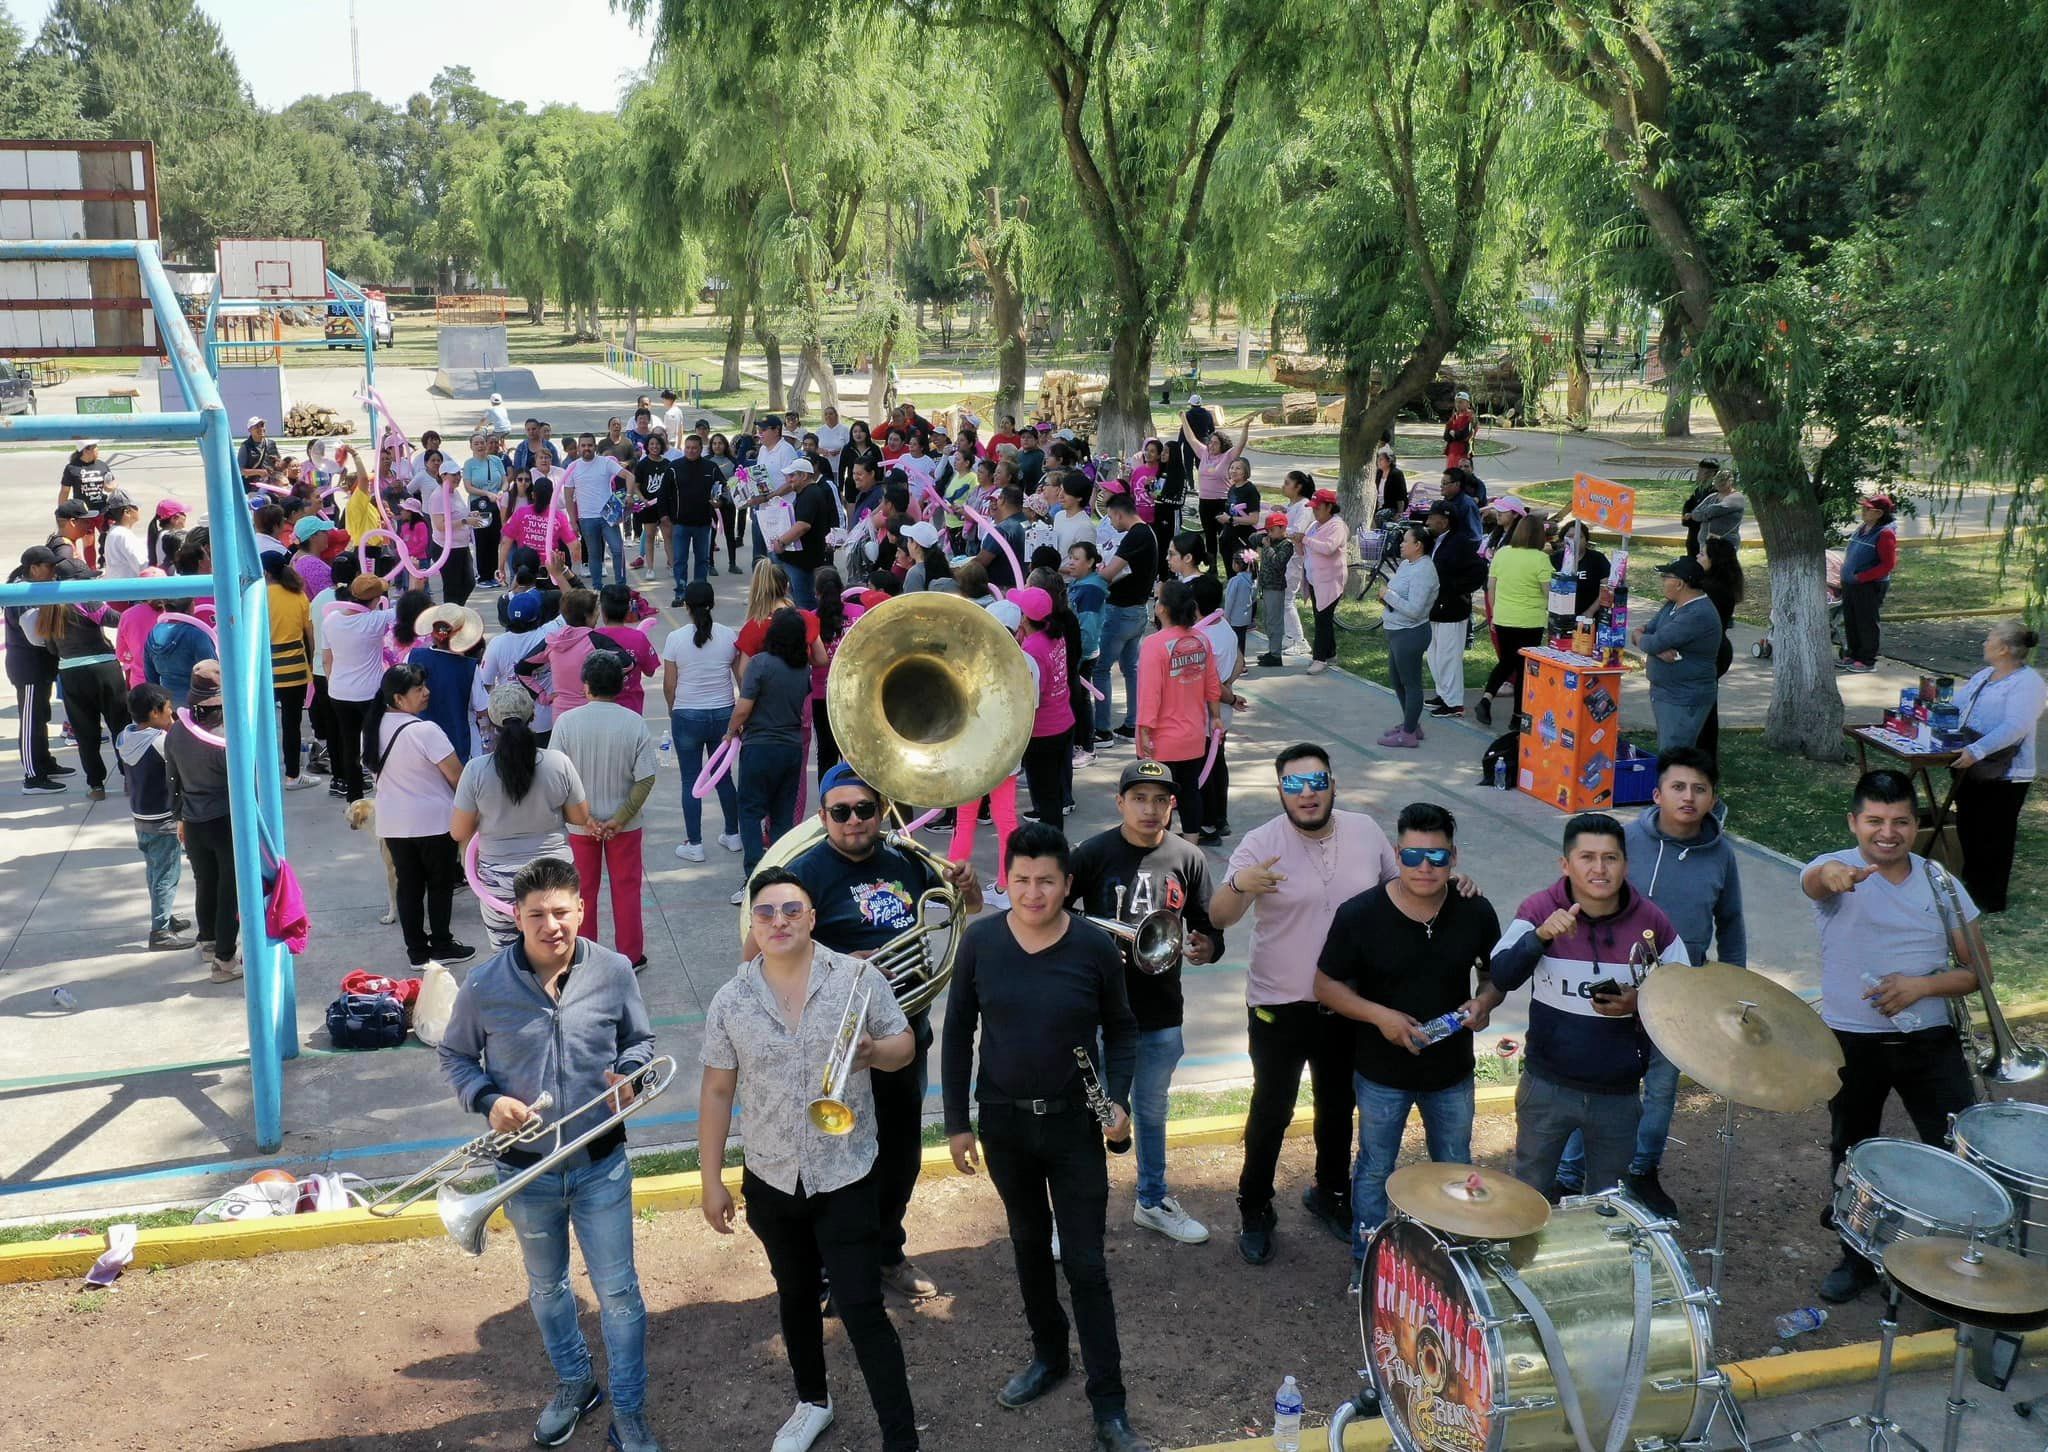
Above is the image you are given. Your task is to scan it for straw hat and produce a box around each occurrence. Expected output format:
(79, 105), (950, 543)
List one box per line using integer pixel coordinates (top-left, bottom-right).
(416, 603), (485, 653)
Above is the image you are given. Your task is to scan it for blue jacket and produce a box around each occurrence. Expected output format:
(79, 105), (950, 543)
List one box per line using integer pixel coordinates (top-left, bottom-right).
(144, 619), (214, 707)
(1625, 804), (1746, 967)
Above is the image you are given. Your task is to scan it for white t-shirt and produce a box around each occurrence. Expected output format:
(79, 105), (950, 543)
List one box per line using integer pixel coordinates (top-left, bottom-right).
(309, 588), (351, 678)
(420, 479), (475, 547)
(1053, 507), (1098, 556)
(753, 438), (799, 496)
(484, 402), (513, 433)
(564, 456), (626, 520)
(662, 620), (740, 711)
(480, 617), (566, 732)
(816, 421), (850, 466)
(408, 457), (439, 496)
(1199, 617), (1240, 728)
(102, 524), (148, 580)
(662, 403), (686, 440)
(324, 606), (392, 702)
(1810, 848), (1978, 1034)
(372, 715), (458, 838)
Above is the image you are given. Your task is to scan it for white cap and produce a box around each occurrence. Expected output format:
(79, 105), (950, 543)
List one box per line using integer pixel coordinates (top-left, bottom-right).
(1188, 394), (1204, 406)
(987, 599), (1024, 632)
(247, 415), (266, 428)
(903, 520), (940, 548)
(489, 392), (503, 404)
(1055, 428), (1077, 442)
(782, 458), (816, 479)
(439, 459), (462, 475)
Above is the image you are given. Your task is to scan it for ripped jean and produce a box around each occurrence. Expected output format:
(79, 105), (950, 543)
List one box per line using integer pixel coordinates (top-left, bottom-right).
(498, 1146), (648, 1413)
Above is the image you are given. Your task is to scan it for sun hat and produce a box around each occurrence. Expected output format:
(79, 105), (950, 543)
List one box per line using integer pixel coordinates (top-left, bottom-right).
(417, 603), (485, 653)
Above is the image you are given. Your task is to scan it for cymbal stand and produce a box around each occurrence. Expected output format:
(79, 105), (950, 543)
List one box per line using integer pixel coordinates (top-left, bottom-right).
(1702, 1087), (1740, 1301)
(1747, 1285), (1930, 1452)
(1938, 1324), (1975, 1452)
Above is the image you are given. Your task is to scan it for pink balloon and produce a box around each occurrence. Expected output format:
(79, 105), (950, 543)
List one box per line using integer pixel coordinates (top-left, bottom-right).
(463, 835), (515, 920)
(159, 610), (218, 646)
(693, 735), (740, 800)
(1198, 727), (1226, 787)
(899, 807), (943, 834)
(176, 707), (227, 748)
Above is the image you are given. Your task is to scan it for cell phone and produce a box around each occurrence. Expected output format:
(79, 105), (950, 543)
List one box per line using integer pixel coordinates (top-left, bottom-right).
(1588, 978), (1623, 1000)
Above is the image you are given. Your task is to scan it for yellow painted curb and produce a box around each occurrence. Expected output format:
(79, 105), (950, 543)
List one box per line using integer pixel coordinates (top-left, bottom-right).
(1171, 1329), (2048, 1451)
(0, 1086), (1525, 1285)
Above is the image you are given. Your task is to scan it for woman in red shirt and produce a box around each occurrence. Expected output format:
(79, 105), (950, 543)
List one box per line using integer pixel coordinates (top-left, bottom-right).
(1136, 578), (1222, 839)
(735, 559), (826, 815)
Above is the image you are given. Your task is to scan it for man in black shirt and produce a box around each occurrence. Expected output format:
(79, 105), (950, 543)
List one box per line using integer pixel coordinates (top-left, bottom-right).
(943, 820), (1151, 1452)
(629, 435), (681, 603)
(1315, 802), (1501, 1290)
(237, 416), (280, 483)
(1066, 759), (1221, 1246)
(667, 432), (724, 595)
(777, 763), (981, 1301)
(1680, 458), (1720, 557)
(768, 457), (836, 611)
(1092, 493), (1158, 742)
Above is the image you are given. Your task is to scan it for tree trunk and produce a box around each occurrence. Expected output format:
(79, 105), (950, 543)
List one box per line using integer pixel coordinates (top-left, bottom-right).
(623, 304), (639, 353)
(868, 328), (895, 423)
(1236, 325), (1253, 370)
(1098, 317), (1156, 458)
(1269, 304), (1285, 358)
(755, 301), (785, 412)
(1338, 327), (1458, 520)
(720, 305), (745, 393)
(789, 351), (813, 414)
(527, 293), (544, 327)
(795, 340), (837, 414)
(990, 269), (1028, 426)
(1658, 304), (1691, 438)
(1566, 299), (1593, 426)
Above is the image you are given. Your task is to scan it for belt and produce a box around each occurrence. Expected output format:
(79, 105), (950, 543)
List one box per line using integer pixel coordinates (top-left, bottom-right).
(981, 1096), (1076, 1116)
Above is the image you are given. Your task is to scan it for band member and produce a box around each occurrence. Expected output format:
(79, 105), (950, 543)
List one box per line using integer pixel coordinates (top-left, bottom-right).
(1066, 759), (1222, 1246)
(943, 820), (1152, 1452)
(1554, 745), (1747, 1214)
(1314, 803), (1502, 1291)
(770, 760), (983, 1299)
(1806, 770), (1982, 1304)
(436, 856), (661, 1452)
(1488, 813), (1685, 1201)
(701, 868), (920, 1452)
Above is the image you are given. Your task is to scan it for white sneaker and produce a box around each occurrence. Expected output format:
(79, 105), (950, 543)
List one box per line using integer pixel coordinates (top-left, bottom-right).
(717, 832), (744, 853)
(675, 842), (706, 862)
(1306, 660), (1330, 675)
(984, 882), (1011, 910)
(729, 887), (745, 906)
(1133, 1196), (1210, 1244)
(1072, 750), (1096, 769)
(207, 955), (244, 983)
(771, 1399), (834, 1452)
(283, 775), (322, 791)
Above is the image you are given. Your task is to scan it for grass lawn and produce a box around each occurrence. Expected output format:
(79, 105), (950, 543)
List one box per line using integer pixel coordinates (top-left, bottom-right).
(1645, 729), (2048, 997)
(1328, 597), (1496, 690)
(1258, 432), (1510, 460)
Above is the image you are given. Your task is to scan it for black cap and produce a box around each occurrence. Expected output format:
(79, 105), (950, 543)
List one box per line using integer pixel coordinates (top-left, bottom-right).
(1425, 500), (1454, 519)
(54, 500), (91, 520)
(1117, 759), (1179, 795)
(1698, 458), (1720, 472)
(1657, 557), (1707, 587)
(18, 545), (56, 569)
(103, 491), (136, 514)
(54, 559), (92, 581)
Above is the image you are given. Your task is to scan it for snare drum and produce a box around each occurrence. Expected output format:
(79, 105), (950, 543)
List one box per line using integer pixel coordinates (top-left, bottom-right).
(1951, 1101), (2048, 1259)
(1830, 1138), (2014, 1265)
(1361, 1193), (1714, 1452)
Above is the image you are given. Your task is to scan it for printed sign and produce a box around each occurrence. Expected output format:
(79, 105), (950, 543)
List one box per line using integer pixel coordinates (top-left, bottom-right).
(76, 394), (134, 415)
(1368, 1221), (1494, 1452)
(1572, 472), (1636, 535)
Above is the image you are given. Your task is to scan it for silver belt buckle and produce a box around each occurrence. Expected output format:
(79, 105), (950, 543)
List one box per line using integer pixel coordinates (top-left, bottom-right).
(1026, 1098), (1051, 1115)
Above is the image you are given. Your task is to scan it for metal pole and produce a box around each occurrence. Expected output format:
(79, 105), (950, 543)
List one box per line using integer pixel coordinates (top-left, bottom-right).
(1940, 1327), (1972, 1452)
(1709, 1092), (1736, 1298)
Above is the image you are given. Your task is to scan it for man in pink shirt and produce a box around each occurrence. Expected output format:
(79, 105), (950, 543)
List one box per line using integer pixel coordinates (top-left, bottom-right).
(1135, 579), (1221, 839)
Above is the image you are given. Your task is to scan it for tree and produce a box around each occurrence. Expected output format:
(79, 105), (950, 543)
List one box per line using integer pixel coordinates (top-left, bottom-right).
(962, 187), (1035, 423)
(465, 108), (619, 331)
(0, 4), (97, 138)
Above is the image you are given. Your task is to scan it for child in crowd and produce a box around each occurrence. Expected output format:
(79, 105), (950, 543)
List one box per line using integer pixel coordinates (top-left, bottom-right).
(1255, 511), (1295, 666)
(1224, 545), (1256, 656)
(117, 683), (192, 951)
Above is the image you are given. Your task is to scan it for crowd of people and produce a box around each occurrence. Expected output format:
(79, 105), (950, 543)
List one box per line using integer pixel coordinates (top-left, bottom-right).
(5, 389), (2044, 1452)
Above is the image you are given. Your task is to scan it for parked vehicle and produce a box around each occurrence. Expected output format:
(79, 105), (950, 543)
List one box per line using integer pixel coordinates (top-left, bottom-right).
(0, 359), (36, 416)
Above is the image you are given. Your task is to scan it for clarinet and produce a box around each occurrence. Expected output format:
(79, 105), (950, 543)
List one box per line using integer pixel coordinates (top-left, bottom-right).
(1074, 1046), (1133, 1155)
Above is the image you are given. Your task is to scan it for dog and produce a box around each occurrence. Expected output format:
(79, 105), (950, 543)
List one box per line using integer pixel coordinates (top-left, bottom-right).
(344, 798), (400, 926)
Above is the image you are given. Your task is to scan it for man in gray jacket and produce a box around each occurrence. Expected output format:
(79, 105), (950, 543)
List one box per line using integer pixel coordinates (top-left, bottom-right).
(1635, 558), (1724, 750)
(437, 855), (663, 1452)
(1554, 747), (1746, 1215)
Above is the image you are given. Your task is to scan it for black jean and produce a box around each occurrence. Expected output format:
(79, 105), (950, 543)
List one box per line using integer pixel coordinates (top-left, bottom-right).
(386, 832), (460, 963)
(716, 496), (741, 562)
(182, 813), (239, 959)
(1200, 731), (1231, 830)
(1072, 659), (1097, 761)
(59, 660), (129, 790)
(1312, 601), (1337, 662)
(1827, 1026), (1976, 1181)
(9, 660), (59, 779)
(1484, 625), (1546, 718)
(1196, 497), (1228, 571)
(329, 696), (371, 801)
(274, 682), (304, 780)
(979, 1101), (1125, 1418)
(813, 696), (841, 780)
(439, 546), (476, 607)
(1841, 578), (1888, 665)
(742, 1168), (919, 1451)
(1954, 776), (2030, 912)
(1021, 727), (1073, 827)
(308, 675), (336, 755)
(1237, 1002), (1357, 1226)
(871, 1016), (932, 1264)
(1164, 754), (1205, 836)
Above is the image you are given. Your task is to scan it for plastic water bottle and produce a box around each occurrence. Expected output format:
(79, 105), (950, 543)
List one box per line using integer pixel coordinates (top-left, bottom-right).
(1774, 1307), (1828, 1340)
(1273, 1375), (1304, 1452)
(1419, 1009), (1468, 1045)
(51, 987), (78, 1010)
(1493, 757), (1509, 791)
(659, 732), (672, 766)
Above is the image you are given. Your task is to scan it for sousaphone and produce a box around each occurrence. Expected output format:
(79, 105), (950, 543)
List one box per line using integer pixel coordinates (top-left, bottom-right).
(738, 592), (1037, 1014)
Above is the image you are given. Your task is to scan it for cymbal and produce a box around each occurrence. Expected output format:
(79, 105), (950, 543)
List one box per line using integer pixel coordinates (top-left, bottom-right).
(1884, 1237), (2048, 1322)
(1637, 961), (1844, 1112)
(1387, 1163), (1552, 1240)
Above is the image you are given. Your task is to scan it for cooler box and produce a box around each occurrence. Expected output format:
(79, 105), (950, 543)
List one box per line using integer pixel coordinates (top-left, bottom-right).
(1516, 647), (1627, 812)
(1611, 743), (1657, 806)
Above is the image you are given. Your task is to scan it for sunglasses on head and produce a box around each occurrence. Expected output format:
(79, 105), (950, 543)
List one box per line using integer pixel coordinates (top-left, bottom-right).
(1280, 771), (1331, 795)
(1399, 846), (1454, 868)
(749, 901), (809, 922)
(826, 800), (880, 822)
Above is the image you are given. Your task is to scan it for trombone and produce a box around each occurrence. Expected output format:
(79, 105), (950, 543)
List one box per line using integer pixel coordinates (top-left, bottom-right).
(1924, 858), (2046, 1091)
(809, 979), (874, 1136)
(366, 1056), (676, 1255)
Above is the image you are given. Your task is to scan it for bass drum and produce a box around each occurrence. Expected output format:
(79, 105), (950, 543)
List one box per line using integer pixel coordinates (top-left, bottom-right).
(1361, 1193), (1714, 1452)
(1950, 1101), (2048, 1260)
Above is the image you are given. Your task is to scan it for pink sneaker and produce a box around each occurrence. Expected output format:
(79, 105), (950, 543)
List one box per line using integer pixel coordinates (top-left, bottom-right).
(1387, 729), (1421, 749)
(1377, 727), (1406, 747)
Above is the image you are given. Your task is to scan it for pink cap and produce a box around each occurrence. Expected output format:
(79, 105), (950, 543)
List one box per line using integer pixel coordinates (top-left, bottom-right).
(1009, 585), (1054, 622)
(156, 498), (189, 520)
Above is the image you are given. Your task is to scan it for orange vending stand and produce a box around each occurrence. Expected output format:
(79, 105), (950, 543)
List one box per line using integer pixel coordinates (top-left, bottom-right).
(1515, 647), (1626, 812)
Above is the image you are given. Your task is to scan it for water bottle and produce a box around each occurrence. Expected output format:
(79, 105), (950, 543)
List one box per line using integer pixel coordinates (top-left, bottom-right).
(659, 732), (673, 766)
(51, 987), (78, 1010)
(1273, 1376), (1304, 1452)
(1419, 1009), (1468, 1045)
(1774, 1307), (1828, 1340)
(1493, 757), (1509, 791)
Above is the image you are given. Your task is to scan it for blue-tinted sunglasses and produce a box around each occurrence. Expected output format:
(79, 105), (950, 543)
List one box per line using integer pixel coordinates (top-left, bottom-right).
(1280, 771), (1331, 795)
(1399, 847), (1454, 868)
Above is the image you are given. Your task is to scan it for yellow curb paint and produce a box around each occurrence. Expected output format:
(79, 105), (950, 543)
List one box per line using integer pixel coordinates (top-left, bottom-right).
(0, 1088), (1526, 1284)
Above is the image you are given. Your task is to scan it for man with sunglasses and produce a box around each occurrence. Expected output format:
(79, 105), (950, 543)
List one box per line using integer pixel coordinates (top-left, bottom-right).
(702, 868), (920, 1452)
(757, 762), (982, 1301)
(1313, 803), (1503, 1292)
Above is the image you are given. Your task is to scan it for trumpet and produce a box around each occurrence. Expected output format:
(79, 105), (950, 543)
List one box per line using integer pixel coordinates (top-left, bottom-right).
(809, 978), (875, 1135)
(1086, 885), (1184, 976)
(367, 1056), (676, 1255)
(1924, 858), (2046, 1090)
(1074, 1046), (1132, 1155)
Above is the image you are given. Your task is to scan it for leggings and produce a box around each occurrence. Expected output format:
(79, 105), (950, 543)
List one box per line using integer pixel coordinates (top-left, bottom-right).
(274, 682), (305, 779)
(183, 812), (240, 960)
(1020, 728), (1073, 827)
(438, 546), (476, 606)
(1484, 625), (1546, 719)
(58, 660), (130, 791)
(329, 696), (372, 801)
(716, 497), (742, 562)
(949, 775), (1020, 882)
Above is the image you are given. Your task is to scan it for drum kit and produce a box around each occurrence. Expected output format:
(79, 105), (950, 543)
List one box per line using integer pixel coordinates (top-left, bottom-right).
(1327, 960), (2048, 1452)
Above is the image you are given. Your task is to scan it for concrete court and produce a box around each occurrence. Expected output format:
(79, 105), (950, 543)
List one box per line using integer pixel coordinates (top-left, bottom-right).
(1734, 1358), (2048, 1452)
(0, 368), (1833, 1224)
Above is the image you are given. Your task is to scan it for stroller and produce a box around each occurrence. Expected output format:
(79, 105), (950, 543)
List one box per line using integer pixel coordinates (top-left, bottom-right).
(1751, 547), (1844, 660)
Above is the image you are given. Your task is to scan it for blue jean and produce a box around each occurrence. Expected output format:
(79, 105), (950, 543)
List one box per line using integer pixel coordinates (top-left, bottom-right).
(738, 737), (803, 874)
(1651, 693), (1714, 753)
(672, 707), (739, 845)
(1133, 1025), (1184, 1208)
(1092, 603), (1147, 730)
(1351, 1073), (1476, 1256)
(498, 1147), (647, 1414)
(1556, 1046), (1676, 1188)
(135, 827), (182, 931)
(578, 516), (627, 588)
(783, 560), (817, 610)
(677, 524), (714, 590)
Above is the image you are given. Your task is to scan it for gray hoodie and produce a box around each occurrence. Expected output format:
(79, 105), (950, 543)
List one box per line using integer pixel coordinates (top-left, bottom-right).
(1625, 803), (1746, 966)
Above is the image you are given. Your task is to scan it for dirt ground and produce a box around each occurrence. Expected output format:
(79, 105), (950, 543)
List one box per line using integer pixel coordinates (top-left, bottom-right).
(4, 1079), (2042, 1451)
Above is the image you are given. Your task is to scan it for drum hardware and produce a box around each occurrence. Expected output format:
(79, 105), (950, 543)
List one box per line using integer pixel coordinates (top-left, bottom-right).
(1830, 1140), (2015, 1272)
(1746, 1286), (1930, 1452)
(1385, 1161), (1552, 1239)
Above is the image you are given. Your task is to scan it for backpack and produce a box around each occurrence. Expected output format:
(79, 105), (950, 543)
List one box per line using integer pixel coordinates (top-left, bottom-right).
(325, 991), (407, 1050)
(1478, 729), (1520, 787)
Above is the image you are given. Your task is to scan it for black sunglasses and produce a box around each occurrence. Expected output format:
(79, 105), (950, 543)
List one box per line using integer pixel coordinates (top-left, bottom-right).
(826, 800), (880, 822)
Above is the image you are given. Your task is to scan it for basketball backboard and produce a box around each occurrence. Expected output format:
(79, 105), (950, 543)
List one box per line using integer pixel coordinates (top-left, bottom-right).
(0, 140), (161, 356)
(217, 238), (330, 304)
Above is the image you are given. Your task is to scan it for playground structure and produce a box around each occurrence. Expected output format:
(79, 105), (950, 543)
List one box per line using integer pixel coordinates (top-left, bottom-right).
(431, 292), (531, 399)
(0, 237), (298, 1153)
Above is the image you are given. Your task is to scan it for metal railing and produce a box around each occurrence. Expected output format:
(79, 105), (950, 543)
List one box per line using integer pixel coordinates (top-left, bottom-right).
(602, 344), (702, 409)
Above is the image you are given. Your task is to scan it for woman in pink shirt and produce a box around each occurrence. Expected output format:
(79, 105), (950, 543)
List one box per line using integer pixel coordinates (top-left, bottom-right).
(1182, 412), (1250, 570)
(499, 476), (576, 582)
(1137, 578), (1222, 838)
(1012, 583), (1076, 826)
(115, 584), (165, 687)
(1302, 489), (1351, 674)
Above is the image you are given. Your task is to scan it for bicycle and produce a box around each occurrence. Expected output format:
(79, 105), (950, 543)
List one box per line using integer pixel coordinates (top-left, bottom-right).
(1334, 512), (1415, 633)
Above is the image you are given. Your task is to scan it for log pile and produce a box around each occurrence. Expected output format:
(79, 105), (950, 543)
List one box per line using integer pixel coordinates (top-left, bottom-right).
(1260, 390), (1322, 425)
(1268, 353), (1347, 390)
(1423, 355), (1526, 423)
(1037, 369), (1106, 432)
(284, 404), (354, 437)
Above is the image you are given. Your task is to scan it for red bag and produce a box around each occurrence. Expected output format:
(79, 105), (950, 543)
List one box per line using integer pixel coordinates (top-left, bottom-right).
(341, 970), (421, 1008)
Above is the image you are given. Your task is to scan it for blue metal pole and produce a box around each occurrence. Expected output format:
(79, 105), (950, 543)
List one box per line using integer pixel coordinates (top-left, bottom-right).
(0, 410), (204, 442)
